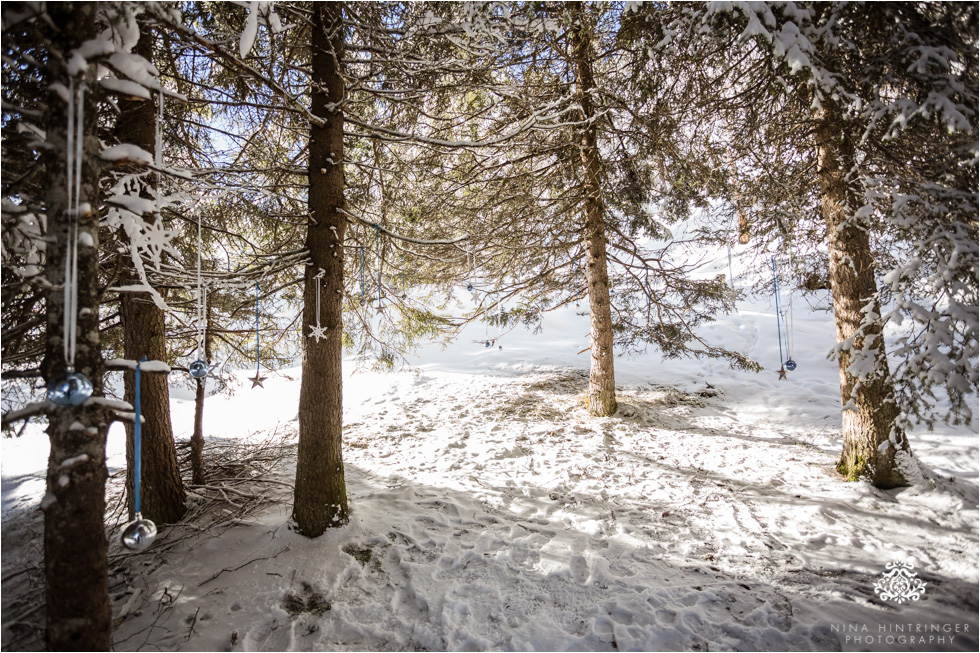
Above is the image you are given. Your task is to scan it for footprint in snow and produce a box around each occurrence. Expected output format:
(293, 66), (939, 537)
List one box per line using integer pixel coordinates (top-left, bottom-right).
(569, 554), (590, 584)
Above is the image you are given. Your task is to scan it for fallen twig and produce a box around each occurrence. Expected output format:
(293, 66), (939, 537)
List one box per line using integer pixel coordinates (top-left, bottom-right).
(197, 546), (290, 587)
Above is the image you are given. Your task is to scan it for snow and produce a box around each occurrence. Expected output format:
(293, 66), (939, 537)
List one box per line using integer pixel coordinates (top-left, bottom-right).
(240, 2), (260, 59)
(99, 77), (152, 100)
(2, 244), (978, 651)
(106, 358), (173, 373)
(101, 143), (154, 166)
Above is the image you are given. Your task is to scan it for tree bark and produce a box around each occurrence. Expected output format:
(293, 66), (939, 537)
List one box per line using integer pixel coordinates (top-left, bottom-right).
(570, 4), (617, 417)
(815, 109), (913, 489)
(116, 31), (186, 524)
(40, 3), (111, 648)
(293, 1), (350, 536)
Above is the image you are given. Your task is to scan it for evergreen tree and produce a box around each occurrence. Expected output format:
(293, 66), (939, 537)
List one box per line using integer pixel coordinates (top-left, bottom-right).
(651, 1), (978, 487)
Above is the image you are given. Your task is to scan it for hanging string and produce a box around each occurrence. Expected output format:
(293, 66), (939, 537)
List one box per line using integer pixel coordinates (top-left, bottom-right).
(375, 224), (382, 306)
(772, 256), (786, 369)
(786, 282), (795, 361)
(316, 271), (322, 323)
(155, 90), (163, 214)
(645, 277), (651, 323)
(359, 245), (365, 303)
(308, 269), (326, 342)
(540, 271), (544, 312)
(62, 79), (87, 369)
(46, 78), (94, 406)
(196, 203), (204, 357)
(573, 257), (579, 301)
(727, 246), (735, 289)
(255, 280), (260, 374)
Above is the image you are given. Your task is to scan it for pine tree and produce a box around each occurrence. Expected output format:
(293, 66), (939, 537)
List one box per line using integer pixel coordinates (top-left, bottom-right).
(293, 1), (350, 535)
(113, 26), (186, 524)
(652, 1), (978, 487)
(40, 3), (112, 647)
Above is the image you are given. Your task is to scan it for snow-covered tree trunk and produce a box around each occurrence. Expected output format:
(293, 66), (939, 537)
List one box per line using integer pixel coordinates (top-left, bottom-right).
(571, 5), (617, 417)
(116, 32), (186, 524)
(815, 110), (913, 489)
(293, 1), (350, 536)
(39, 2), (111, 648)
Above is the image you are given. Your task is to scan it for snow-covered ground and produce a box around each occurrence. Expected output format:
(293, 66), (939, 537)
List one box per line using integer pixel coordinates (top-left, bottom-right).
(2, 243), (978, 652)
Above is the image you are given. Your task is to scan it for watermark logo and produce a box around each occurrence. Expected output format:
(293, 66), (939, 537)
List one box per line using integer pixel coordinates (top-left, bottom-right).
(874, 559), (927, 604)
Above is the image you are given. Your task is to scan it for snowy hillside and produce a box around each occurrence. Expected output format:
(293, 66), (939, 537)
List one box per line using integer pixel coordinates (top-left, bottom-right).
(2, 243), (978, 652)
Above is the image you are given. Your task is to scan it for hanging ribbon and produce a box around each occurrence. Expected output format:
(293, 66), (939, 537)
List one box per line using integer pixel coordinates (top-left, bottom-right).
(375, 224), (382, 306)
(359, 245), (365, 303)
(134, 357), (145, 514)
(250, 280), (266, 388)
(308, 269), (326, 342)
(255, 280), (260, 368)
(540, 272), (544, 312)
(772, 256), (787, 378)
(47, 78), (93, 407)
(155, 89), (163, 215)
(120, 356), (156, 550)
(64, 78), (85, 369)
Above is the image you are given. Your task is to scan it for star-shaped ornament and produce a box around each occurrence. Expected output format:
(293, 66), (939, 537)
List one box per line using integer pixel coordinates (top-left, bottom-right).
(777, 367), (787, 380)
(308, 324), (327, 343)
(249, 372), (267, 388)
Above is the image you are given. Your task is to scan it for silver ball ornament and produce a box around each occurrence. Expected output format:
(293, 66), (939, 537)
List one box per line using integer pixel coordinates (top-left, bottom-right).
(47, 371), (93, 407)
(121, 516), (157, 551)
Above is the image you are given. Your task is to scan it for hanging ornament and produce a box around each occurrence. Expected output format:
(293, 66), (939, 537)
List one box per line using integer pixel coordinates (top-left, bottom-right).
(771, 256), (796, 379)
(47, 371), (93, 407)
(497, 301), (503, 350)
(249, 280), (266, 388)
(189, 194), (209, 378)
(189, 360), (209, 379)
(308, 268), (327, 343)
(48, 78), (92, 407)
(400, 255), (407, 299)
(121, 358), (157, 551)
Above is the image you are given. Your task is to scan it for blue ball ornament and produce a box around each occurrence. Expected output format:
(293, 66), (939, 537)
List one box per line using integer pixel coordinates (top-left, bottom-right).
(784, 359), (797, 372)
(466, 283), (474, 292)
(47, 371), (93, 407)
(189, 360), (209, 378)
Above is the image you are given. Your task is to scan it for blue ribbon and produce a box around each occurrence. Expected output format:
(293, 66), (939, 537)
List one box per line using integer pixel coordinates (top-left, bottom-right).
(134, 356), (146, 514)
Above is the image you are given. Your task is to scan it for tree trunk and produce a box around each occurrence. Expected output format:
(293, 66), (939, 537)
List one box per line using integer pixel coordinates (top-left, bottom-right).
(40, 3), (111, 648)
(570, 4), (617, 417)
(815, 110), (913, 489)
(116, 31), (186, 525)
(293, 1), (350, 536)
